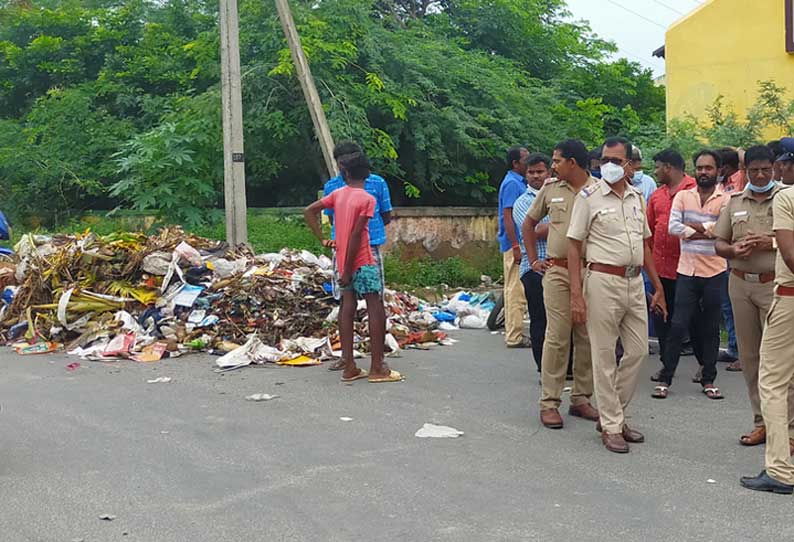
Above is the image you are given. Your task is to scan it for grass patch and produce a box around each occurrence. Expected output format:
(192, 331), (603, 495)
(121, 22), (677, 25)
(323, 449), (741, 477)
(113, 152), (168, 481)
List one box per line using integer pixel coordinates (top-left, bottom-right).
(385, 256), (493, 288)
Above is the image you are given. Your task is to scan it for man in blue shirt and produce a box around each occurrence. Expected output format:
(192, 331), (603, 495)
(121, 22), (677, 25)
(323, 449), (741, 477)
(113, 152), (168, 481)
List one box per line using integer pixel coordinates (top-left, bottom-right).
(323, 141), (393, 369)
(513, 153), (551, 370)
(630, 146), (657, 203)
(498, 145), (530, 348)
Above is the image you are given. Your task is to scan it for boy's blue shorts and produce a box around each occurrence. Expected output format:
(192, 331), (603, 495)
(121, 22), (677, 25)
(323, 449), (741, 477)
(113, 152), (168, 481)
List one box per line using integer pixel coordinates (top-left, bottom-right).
(341, 265), (383, 297)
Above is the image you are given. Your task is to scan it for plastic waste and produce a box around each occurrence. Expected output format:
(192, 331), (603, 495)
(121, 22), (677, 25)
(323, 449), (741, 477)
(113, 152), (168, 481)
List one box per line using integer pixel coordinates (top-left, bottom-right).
(415, 423), (464, 438)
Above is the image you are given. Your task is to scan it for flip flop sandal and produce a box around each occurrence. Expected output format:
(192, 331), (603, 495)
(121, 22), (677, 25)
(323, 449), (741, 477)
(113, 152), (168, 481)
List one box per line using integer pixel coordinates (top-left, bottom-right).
(650, 370), (664, 383)
(341, 369), (368, 382)
(328, 359), (346, 371)
(726, 361), (743, 372)
(651, 385), (669, 399)
(368, 370), (404, 383)
(703, 387), (724, 400)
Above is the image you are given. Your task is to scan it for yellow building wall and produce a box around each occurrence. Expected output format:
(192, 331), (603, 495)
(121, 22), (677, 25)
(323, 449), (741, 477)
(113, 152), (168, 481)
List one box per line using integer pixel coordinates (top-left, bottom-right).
(665, 0), (794, 139)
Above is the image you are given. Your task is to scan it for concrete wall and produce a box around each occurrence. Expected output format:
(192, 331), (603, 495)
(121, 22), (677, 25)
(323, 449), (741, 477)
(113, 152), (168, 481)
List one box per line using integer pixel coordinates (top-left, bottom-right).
(665, 0), (794, 140)
(81, 207), (500, 264)
(385, 207), (498, 266)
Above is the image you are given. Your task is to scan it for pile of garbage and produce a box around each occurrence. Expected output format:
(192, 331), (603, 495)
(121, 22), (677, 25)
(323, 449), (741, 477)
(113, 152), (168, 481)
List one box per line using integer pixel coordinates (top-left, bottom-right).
(0, 228), (460, 368)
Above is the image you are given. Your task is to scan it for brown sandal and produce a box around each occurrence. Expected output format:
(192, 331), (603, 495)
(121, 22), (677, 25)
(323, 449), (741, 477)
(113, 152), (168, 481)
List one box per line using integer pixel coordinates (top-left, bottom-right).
(740, 426), (766, 446)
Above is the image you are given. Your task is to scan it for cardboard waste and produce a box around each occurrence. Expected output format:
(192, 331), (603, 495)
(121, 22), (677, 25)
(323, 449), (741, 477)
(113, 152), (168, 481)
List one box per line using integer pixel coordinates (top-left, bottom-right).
(0, 228), (465, 369)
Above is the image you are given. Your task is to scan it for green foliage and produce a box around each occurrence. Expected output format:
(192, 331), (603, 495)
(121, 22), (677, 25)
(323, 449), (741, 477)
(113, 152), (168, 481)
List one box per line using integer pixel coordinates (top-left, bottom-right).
(0, 0), (670, 224)
(110, 90), (221, 227)
(633, 81), (794, 174)
(384, 256), (484, 288)
(192, 213), (327, 254)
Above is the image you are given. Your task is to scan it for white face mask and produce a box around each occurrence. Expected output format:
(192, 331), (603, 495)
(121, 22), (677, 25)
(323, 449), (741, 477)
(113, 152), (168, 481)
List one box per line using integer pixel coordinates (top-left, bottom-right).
(601, 162), (626, 184)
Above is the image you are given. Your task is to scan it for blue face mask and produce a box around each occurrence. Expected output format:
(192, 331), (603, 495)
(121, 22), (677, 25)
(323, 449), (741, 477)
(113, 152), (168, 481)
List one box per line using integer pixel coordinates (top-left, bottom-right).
(748, 180), (776, 193)
(632, 171), (644, 183)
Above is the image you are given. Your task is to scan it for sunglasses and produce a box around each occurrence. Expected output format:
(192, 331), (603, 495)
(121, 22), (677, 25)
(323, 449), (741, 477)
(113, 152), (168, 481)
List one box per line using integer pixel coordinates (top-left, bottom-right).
(600, 157), (626, 166)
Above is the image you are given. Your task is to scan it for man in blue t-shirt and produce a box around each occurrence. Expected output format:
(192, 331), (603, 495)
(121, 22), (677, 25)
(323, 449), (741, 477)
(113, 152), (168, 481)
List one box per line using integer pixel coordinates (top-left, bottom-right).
(323, 141), (393, 370)
(497, 145), (530, 348)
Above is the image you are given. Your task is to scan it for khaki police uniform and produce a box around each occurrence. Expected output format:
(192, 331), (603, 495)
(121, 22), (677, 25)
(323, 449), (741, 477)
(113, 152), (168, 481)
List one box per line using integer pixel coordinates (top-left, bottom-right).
(527, 176), (597, 410)
(715, 185), (794, 430)
(759, 187), (794, 485)
(567, 181), (650, 435)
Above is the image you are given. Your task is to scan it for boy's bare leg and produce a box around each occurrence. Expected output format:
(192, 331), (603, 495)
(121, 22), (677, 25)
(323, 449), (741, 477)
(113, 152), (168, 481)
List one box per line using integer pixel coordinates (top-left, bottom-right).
(340, 290), (360, 379)
(328, 295), (346, 370)
(364, 293), (389, 377)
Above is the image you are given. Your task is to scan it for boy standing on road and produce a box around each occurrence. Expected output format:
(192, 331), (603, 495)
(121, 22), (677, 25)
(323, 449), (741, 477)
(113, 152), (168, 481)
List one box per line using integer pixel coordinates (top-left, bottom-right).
(304, 152), (402, 384)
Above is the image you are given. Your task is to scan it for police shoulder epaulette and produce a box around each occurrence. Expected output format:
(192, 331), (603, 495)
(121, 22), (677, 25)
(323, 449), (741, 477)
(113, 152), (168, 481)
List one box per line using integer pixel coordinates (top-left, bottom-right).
(580, 185), (598, 198)
(544, 177), (560, 185)
(730, 191), (744, 198)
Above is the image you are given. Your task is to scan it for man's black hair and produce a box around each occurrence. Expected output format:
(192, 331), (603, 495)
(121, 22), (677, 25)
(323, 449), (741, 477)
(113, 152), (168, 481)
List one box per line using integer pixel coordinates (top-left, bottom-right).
(652, 149), (685, 171)
(337, 151), (371, 181)
(717, 147), (739, 169)
(553, 139), (588, 169)
(588, 148), (602, 162)
(526, 152), (551, 169)
(506, 145), (527, 167)
(693, 149), (723, 169)
(768, 140), (783, 159)
(602, 137), (633, 160)
(333, 140), (362, 160)
(744, 144), (775, 166)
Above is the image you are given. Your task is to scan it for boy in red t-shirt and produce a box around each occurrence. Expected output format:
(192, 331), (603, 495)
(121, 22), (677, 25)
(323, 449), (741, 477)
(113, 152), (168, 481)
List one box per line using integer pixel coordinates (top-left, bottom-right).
(304, 152), (402, 383)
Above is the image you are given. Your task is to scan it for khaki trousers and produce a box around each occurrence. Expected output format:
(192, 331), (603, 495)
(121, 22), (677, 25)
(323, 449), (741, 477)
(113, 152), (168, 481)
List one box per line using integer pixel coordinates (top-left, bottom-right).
(584, 270), (647, 434)
(539, 266), (593, 409)
(759, 295), (794, 485)
(502, 250), (527, 345)
(729, 274), (794, 428)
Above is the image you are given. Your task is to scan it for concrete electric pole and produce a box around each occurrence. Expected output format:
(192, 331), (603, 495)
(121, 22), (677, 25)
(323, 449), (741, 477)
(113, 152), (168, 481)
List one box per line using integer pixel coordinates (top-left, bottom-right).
(274, 0), (338, 179)
(219, 0), (248, 245)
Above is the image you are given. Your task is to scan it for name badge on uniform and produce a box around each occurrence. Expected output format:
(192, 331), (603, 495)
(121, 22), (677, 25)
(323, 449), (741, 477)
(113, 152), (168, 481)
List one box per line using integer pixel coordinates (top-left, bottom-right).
(733, 210), (748, 217)
(551, 197), (564, 203)
(599, 208), (616, 215)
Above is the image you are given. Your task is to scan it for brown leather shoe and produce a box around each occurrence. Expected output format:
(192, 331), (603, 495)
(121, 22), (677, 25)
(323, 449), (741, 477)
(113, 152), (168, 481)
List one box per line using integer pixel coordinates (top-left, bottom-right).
(596, 422), (644, 443)
(568, 402), (599, 421)
(740, 426), (766, 446)
(540, 408), (564, 429)
(622, 424), (645, 443)
(602, 431), (629, 453)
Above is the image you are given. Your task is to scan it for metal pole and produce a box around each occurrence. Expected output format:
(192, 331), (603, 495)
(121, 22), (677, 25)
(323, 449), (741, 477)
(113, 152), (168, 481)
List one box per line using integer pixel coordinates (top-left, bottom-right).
(274, 0), (338, 178)
(219, 0), (248, 245)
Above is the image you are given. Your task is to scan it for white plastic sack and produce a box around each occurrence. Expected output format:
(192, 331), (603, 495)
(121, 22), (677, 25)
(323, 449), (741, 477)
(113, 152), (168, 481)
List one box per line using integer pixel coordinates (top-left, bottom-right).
(459, 314), (487, 329)
(215, 335), (286, 369)
(174, 241), (202, 266)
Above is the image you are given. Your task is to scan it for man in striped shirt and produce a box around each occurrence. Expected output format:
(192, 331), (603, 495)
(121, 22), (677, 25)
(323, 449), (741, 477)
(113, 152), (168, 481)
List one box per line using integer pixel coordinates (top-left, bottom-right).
(513, 153), (552, 372)
(652, 150), (730, 400)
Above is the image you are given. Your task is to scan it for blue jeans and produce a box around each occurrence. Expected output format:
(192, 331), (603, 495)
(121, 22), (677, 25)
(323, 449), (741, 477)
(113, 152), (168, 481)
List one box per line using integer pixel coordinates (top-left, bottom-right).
(721, 272), (738, 357)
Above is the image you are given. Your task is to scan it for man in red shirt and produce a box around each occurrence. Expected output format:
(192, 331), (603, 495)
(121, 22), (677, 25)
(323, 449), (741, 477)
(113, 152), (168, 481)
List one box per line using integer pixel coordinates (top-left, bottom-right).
(647, 149), (701, 380)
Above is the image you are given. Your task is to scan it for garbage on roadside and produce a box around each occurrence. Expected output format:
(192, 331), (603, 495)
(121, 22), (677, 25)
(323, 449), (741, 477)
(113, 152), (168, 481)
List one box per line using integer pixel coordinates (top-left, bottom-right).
(0, 227), (461, 369)
(424, 291), (496, 330)
(414, 423), (465, 438)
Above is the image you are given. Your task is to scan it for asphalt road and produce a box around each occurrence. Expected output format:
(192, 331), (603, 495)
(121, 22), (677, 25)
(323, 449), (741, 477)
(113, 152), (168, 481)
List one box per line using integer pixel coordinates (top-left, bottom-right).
(1, 330), (792, 542)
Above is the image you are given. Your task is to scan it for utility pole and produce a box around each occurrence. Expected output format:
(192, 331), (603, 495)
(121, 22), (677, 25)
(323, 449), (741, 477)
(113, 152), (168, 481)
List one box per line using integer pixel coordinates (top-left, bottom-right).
(274, 0), (338, 178)
(219, 0), (248, 245)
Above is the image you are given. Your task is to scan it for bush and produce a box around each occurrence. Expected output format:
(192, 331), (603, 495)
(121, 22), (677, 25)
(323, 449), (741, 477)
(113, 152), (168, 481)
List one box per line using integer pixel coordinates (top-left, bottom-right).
(384, 256), (486, 288)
